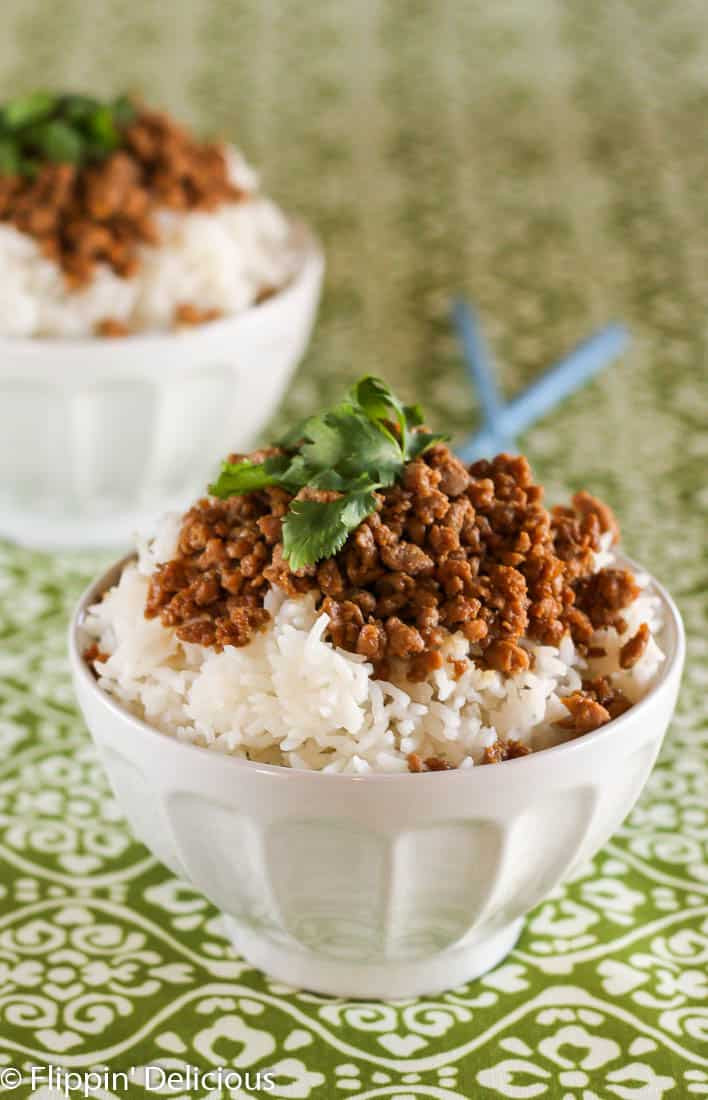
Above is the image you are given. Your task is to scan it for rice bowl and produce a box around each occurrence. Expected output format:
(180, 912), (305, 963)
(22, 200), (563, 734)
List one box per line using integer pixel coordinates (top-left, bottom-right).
(71, 549), (684, 998)
(81, 376), (669, 773)
(0, 92), (323, 546)
(0, 228), (322, 548)
(71, 376), (684, 996)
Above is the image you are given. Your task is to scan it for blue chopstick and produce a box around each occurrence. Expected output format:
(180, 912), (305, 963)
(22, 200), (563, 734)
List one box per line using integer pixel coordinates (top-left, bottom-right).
(500, 324), (629, 439)
(452, 300), (506, 427)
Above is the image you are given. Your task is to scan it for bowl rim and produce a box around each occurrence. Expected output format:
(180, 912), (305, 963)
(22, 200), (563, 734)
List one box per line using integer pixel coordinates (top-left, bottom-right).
(0, 217), (323, 357)
(69, 549), (686, 783)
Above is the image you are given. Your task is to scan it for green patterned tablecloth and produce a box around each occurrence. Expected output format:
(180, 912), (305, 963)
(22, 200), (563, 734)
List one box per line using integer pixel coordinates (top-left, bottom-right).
(0, 2), (706, 1097)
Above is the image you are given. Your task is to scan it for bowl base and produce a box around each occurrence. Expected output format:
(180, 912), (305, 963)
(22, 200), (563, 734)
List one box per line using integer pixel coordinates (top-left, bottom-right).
(222, 916), (524, 999)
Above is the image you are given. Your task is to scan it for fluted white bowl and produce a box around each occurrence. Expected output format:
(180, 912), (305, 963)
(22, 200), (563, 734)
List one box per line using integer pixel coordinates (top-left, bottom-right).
(70, 555), (684, 998)
(0, 221), (323, 549)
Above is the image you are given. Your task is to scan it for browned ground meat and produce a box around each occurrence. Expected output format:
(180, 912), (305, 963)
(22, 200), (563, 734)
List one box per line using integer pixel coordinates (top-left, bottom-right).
(174, 303), (223, 326)
(145, 446), (638, 674)
(556, 692), (611, 734)
(482, 739), (532, 764)
(83, 642), (109, 667)
(94, 317), (131, 338)
(407, 753), (455, 772)
(620, 622), (650, 668)
(581, 675), (633, 719)
(0, 105), (241, 285)
(574, 568), (640, 629)
(570, 490), (620, 543)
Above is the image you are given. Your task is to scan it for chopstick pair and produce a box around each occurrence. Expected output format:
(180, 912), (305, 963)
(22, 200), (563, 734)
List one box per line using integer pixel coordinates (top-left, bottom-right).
(452, 300), (629, 461)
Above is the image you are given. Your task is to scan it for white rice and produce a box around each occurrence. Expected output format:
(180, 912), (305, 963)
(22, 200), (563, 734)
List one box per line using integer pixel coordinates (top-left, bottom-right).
(83, 522), (666, 773)
(0, 150), (299, 338)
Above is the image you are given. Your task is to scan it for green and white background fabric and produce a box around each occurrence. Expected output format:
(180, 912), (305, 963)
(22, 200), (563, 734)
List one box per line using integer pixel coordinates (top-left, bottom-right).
(0, 1), (706, 1096)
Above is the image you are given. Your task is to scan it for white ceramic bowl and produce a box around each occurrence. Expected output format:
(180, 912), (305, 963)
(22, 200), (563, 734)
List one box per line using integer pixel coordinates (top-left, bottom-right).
(0, 221), (323, 550)
(70, 555), (684, 999)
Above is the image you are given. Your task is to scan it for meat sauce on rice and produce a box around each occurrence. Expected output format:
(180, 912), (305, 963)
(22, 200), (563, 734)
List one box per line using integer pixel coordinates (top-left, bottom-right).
(0, 92), (298, 337)
(84, 378), (666, 773)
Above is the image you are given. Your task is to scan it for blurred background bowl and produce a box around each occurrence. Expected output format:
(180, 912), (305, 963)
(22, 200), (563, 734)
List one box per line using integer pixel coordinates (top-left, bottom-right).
(0, 220), (323, 550)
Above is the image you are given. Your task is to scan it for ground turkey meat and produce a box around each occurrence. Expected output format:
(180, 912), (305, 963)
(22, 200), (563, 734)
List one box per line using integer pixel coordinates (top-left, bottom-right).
(0, 105), (242, 287)
(482, 739), (532, 765)
(146, 445), (638, 674)
(620, 622), (650, 669)
(407, 753), (455, 772)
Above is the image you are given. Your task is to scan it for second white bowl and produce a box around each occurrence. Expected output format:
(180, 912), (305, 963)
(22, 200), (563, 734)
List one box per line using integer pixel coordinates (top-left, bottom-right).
(0, 221), (323, 549)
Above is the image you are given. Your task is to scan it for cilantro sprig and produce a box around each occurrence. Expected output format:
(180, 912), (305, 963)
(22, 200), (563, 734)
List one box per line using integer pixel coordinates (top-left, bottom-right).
(209, 376), (448, 570)
(0, 92), (136, 177)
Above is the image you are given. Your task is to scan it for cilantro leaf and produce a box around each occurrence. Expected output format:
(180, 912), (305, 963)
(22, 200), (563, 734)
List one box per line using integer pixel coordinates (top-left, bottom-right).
(0, 91), (137, 176)
(403, 403), (424, 428)
(59, 94), (101, 123)
(206, 374), (452, 568)
(0, 139), (20, 175)
(209, 451), (348, 499)
(209, 458), (281, 496)
(349, 376), (436, 457)
(282, 487), (379, 571)
(405, 430), (449, 461)
(301, 404), (402, 484)
(111, 94), (136, 127)
(269, 453), (311, 491)
(308, 469), (348, 491)
(86, 105), (120, 151)
(278, 415), (314, 449)
(349, 375), (410, 449)
(2, 91), (55, 130)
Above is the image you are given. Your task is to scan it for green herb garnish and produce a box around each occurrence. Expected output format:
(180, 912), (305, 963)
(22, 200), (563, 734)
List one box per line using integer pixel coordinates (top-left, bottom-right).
(0, 91), (136, 176)
(209, 376), (448, 570)
(282, 484), (380, 569)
